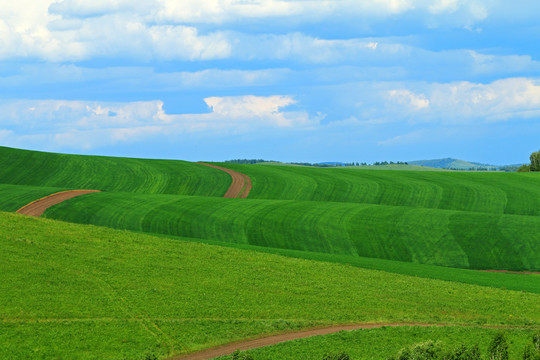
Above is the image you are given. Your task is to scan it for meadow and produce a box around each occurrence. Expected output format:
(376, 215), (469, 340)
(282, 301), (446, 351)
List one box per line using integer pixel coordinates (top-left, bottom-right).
(1, 212), (539, 360)
(43, 191), (540, 270)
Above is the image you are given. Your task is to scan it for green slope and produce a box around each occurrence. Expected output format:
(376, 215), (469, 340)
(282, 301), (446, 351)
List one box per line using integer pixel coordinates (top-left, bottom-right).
(0, 146), (230, 196)
(408, 157), (498, 170)
(217, 163), (540, 216)
(1, 212), (539, 359)
(44, 192), (540, 270)
(0, 183), (67, 211)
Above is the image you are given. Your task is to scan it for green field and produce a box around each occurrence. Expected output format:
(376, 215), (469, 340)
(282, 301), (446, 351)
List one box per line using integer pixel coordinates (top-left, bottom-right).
(43, 192), (540, 270)
(2, 147), (540, 359)
(219, 163), (540, 215)
(1, 212), (539, 360)
(0, 183), (66, 211)
(0, 146), (230, 196)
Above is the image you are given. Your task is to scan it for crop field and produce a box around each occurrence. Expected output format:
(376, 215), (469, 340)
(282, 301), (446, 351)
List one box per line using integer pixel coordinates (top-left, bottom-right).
(0, 184), (67, 211)
(43, 191), (540, 270)
(0, 146), (230, 196)
(1, 212), (539, 360)
(219, 163), (540, 215)
(2, 147), (540, 359)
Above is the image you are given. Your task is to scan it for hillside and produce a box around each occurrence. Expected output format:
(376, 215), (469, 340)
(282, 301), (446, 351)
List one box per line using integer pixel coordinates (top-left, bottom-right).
(217, 163), (540, 216)
(42, 191), (540, 270)
(408, 158), (499, 170)
(1, 212), (538, 359)
(0, 146), (230, 196)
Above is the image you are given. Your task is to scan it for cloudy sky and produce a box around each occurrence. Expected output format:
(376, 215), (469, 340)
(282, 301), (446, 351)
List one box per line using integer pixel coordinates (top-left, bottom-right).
(1, 0), (539, 164)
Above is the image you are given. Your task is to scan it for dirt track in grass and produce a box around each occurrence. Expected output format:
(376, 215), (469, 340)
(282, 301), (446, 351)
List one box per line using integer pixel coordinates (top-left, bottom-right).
(198, 163), (252, 199)
(169, 321), (540, 360)
(170, 323), (443, 360)
(16, 190), (101, 217)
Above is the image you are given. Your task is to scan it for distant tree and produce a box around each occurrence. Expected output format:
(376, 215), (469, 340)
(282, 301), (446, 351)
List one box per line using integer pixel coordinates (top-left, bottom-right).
(518, 164), (531, 172)
(531, 150), (540, 171)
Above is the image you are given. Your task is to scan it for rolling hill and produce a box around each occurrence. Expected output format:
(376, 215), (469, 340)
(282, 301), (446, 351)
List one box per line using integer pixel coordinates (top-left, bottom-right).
(1, 212), (538, 359)
(0, 146), (230, 196)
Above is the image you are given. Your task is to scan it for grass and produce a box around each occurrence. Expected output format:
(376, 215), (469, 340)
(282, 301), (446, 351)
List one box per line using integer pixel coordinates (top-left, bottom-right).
(148, 235), (540, 294)
(214, 326), (540, 360)
(218, 163), (540, 216)
(0, 146), (231, 196)
(43, 192), (540, 270)
(1, 212), (539, 359)
(0, 184), (67, 211)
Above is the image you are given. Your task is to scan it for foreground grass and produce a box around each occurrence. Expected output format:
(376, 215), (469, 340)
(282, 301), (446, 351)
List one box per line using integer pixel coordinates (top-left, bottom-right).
(149, 235), (540, 294)
(45, 192), (540, 270)
(214, 326), (539, 360)
(1, 212), (539, 359)
(0, 146), (230, 196)
(219, 163), (540, 216)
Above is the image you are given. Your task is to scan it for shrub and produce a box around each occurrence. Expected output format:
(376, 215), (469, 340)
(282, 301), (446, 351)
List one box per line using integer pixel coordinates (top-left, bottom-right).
(389, 340), (443, 360)
(231, 349), (254, 360)
(445, 343), (481, 360)
(322, 352), (352, 360)
(488, 333), (509, 360)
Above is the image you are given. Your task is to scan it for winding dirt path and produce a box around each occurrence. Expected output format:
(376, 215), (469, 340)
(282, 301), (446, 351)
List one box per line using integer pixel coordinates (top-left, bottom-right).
(198, 163), (252, 199)
(477, 270), (540, 275)
(170, 323), (446, 360)
(16, 190), (101, 217)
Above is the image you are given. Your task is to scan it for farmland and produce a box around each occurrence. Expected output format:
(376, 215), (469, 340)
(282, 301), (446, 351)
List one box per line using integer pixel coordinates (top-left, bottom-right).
(1, 212), (539, 359)
(43, 191), (540, 270)
(0, 146), (230, 196)
(220, 162), (540, 215)
(1, 146), (540, 359)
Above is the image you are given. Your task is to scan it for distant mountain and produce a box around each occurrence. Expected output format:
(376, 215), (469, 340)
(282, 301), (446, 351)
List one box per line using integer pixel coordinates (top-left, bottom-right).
(408, 158), (499, 170)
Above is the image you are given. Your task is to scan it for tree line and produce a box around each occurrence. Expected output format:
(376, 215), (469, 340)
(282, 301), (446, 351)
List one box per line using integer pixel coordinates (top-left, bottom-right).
(518, 150), (540, 172)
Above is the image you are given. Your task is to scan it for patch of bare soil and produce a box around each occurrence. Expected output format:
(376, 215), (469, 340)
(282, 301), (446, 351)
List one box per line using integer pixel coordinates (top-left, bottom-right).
(198, 163), (252, 199)
(477, 269), (540, 275)
(16, 190), (101, 217)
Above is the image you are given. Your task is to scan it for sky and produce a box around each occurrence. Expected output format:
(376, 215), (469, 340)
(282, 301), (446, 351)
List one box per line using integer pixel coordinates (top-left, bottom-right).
(1, 0), (539, 164)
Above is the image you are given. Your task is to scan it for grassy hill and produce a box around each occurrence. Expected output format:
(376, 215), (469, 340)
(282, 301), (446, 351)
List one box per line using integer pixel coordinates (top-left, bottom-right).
(0, 146), (230, 196)
(42, 191), (540, 270)
(1, 212), (538, 359)
(408, 158), (499, 170)
(215, 163), (540, 216)
(0, 183), (66, 211)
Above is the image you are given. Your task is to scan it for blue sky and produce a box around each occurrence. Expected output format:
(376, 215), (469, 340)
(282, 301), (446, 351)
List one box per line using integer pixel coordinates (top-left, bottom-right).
(1, 0), (539, 164)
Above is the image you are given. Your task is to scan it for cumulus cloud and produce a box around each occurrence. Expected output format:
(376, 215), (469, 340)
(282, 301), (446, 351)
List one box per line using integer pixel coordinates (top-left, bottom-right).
(0, 95), (318, 150)
(386, 77), (540, 122)
(0, 0), (500, 62)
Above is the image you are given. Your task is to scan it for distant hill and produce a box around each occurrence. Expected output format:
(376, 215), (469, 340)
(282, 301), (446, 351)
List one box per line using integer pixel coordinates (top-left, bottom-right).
(408, 158), (500, 171)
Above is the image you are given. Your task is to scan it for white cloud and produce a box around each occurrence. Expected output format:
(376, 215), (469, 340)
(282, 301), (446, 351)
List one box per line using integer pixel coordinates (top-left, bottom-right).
(0, 95), (318, 150)
(388, 89), (430, 110)
(0, 0), (500, 62)
(386, 78), (540, 122)
(429, 0), (460, 14)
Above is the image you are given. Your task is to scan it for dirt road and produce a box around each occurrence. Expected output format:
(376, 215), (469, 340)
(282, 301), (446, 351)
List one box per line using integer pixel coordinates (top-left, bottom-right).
(16, 190), (100, 217)
(170, 323), (442, 360)
(198, 163), (252, 199)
